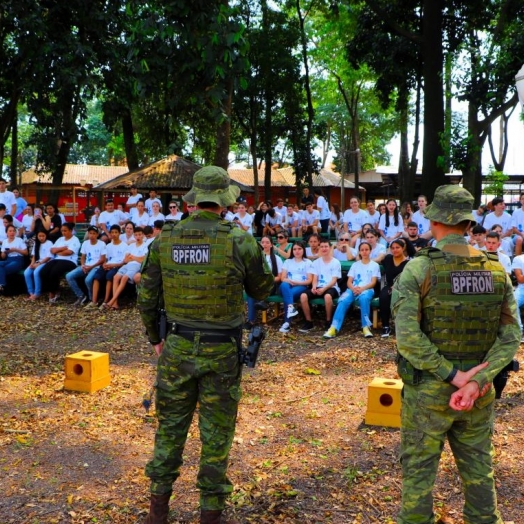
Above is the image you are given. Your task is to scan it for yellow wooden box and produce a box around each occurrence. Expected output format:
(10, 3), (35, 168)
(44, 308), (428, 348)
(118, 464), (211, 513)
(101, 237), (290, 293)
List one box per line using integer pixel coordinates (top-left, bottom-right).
(64, 351), (110, 393)
(364, 377), (403, 428)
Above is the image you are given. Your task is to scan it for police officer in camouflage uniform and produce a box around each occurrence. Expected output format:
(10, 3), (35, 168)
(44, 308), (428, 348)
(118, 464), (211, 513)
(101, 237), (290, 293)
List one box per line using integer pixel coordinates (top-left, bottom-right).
(391, 185), (520, 524)
(138, 166), (273, 524)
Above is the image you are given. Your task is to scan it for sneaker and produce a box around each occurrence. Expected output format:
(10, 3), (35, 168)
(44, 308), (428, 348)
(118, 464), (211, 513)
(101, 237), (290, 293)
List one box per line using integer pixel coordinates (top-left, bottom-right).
(381, 327), (391, 338)
(287, 305), (299, 318)
(73, 296), (87, 306)
(243, 321), (254, 330)
(49, 295), (59, 304)
(324, 321), (332, 331)
(84, 301), (98, 309)
(363, 327), (373, 338)
(299, 321), (314, 333)
(279, 322), (291, 333)
(323, 327), (337, 339)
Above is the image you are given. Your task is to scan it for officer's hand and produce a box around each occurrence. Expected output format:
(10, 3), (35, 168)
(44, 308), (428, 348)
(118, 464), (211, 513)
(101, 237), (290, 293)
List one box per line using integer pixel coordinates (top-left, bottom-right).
(450, 362), (489, 389)
(449, 381), (480, 411)
(153, 342), (164, 357)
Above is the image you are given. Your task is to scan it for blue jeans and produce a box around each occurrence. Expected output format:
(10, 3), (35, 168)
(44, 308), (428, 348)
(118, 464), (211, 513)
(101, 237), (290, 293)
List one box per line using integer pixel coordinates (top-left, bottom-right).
(0, 256), (25, 286)
(331, 288), (374, 331)
(515, 287), (524, 332)
(280, 282), (308, 321)
(66, 266), (99, 300)
(24, 263), (47, 296)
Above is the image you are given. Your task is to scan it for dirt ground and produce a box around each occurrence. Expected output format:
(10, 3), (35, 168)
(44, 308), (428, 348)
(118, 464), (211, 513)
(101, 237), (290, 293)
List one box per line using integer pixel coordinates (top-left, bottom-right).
(0, 294), (523, 524)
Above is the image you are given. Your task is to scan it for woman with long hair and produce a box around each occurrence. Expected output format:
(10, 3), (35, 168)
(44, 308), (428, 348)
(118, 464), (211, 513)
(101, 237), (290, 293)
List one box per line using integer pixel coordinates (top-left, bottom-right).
(363, 228), (387, 263)
(245, 235), (282, 329)
(379, 238), (410, 338)
(274, 230), (292, 261)
(0, 224), (28, 293)
(278, 241), (314, 333)
(39, 222), (81, 303)
(323, 241), (381, 339)
(24, 230), (54, 300)
(330, 203), (344, 239)
(378, 199), (404, 246)
(400, 201), (413, 229)
(44, 203), (62, 242)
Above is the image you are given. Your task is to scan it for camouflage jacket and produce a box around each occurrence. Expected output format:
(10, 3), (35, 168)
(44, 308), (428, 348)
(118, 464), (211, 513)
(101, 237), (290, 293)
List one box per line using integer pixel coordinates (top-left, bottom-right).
(138, 210), (273, 342)
(391, 234), (520, 390)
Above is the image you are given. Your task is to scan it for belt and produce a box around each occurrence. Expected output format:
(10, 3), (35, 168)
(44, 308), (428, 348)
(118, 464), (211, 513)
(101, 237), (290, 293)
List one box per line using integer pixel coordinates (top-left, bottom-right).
(172, 325), (240, 344)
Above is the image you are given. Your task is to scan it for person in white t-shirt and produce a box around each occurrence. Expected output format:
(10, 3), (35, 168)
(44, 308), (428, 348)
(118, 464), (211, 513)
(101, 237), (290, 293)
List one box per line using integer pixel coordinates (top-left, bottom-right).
(263, 208), (283, 236)
(378, 199), (404, 245)
(512, 193), (524, 255)
(165, 201), (183, 221)
(302, 202), (320, 235)
(39, 223), (81, 303)
(126, 185), (143, 211)
(98, 199), (126, 242)
(0, 178), (16, 216)
(483, 197), (514, 255)
(511, 251), (524, 336)
(131, 199), (151, 227)
(90, 224), (131, 309)
(484, 231), (511, 274)
(316, 191), (331, 234)
(279, 242), (314, 333)
(0, 224), (28, 292)
(145, 189), (162, 216)
(343, 197), (368, 247)
(283, 205), (300, 237)
(411, 195), (432, 240)
(323, 241), (381, 339)
(24, 230), (54, 300)
(299, 239), (341, 332)
(65, 226), (107, 305)
(106, 227), (149, 309)
(148, 201), (165, 225)
(233, 203), (253, 235)
(365, 199), (381, 230)
(117, 204), (130, 221)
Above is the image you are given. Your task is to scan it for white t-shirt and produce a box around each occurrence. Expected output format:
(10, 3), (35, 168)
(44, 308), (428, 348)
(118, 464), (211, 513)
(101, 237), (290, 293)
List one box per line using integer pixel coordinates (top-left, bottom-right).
(342, 209), (368, 233)
(165, 211), (183, 221)
(99, 210), (126, 230)
(483, 211), (513, 235)
(126, 193), (143, 208)
(32, 240), (53, 261)
(378, 214), (405, 240)
(512, 255), (524, 289)
(316, 196), (331, 220)
(145, 197), (162, 216)
(266, 212), (283, 227)
(81, 239), (107, 266)
(0, 191), (16, 213)
(412, 210), (430, 236)
(303, 209), (320, 226)
(511, 208), (524, 234)
(365, 211), (381, 229)
(132, 212), (151, 227)
(283, 258), (314, 283)
(54, 235), (81, 264)
(120, 233), (136, 245)
(1, 236), (26, 257)
(128, 241), (150, 258)
(106, 241), (130, 265)
(348, 259), (381, 288)
(264, 253), (283, 275)
(311, 257), (341, 292)
(149, 213), (165, 226)
(333, 248), (352, 261)
(233, 213), (253, 235)
(284, 211), (300, 228)
(22, 214), (33, 232)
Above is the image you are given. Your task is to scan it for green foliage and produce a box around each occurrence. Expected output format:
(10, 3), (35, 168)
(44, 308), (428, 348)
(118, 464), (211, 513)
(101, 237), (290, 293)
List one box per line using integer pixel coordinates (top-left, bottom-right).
(483, 166), (509, 198)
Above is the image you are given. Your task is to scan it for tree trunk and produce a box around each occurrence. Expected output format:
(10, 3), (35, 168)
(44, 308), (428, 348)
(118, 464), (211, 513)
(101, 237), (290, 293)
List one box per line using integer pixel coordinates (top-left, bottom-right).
(397, 87), (414, 204)
(122, 108), (139, 170)
(214, 78), (233, 170)
(10, 111), (18, 185)
(421, 0), (445, 199)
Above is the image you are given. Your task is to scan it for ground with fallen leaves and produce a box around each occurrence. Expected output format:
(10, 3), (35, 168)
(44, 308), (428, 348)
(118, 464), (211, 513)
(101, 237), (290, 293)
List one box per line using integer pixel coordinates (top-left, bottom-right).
(0, 293), (523, 524)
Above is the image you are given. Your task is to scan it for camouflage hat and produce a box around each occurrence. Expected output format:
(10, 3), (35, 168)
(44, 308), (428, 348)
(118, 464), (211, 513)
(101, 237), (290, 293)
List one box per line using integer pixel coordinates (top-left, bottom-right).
(424, 185), (476, 226)
(183, 166), (240, 207)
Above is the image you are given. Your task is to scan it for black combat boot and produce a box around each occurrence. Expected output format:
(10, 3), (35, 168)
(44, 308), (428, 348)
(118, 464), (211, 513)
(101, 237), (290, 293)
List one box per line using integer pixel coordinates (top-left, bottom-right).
(144, 493), (171, 524)
(200, 509), (239, 524)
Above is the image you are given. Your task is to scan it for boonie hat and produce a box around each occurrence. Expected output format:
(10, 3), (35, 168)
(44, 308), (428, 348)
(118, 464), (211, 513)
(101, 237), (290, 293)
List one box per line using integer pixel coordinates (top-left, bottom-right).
(424, 185), (476, 226)
(183, 166), (240, 207)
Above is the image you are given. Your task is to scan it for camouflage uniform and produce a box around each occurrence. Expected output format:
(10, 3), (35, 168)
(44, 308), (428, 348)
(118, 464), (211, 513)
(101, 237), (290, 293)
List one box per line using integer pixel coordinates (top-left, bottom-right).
(138, 166), (273, 518)
(391, 185), (520, 524)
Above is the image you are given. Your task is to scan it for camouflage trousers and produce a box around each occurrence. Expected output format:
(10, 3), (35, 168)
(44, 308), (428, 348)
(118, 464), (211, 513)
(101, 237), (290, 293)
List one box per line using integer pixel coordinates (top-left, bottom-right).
(145, 333), (242, 511)
(398, 380), (502, 524)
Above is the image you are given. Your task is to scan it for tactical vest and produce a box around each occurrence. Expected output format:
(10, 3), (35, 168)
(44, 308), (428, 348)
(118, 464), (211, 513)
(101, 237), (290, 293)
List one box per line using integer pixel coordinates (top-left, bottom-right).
(158, 216), (245, 325)
(419, 247), (507, 359)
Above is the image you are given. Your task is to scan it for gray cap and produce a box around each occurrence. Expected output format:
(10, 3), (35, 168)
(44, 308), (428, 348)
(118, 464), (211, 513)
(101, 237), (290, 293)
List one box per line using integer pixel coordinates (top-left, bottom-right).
(424, 185), (476, 226)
